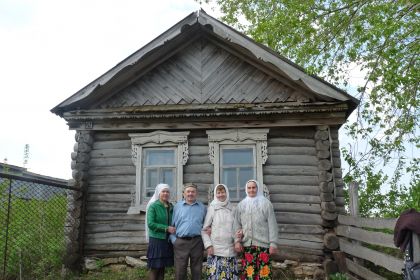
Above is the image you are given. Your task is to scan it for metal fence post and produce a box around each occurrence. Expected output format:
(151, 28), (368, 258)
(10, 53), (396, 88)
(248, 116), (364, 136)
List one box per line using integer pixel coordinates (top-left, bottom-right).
(2, 178), (12, 278)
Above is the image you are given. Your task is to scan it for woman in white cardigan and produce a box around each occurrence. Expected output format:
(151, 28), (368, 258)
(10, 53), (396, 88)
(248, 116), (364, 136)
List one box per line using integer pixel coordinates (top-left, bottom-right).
(202, 184), (238, 280)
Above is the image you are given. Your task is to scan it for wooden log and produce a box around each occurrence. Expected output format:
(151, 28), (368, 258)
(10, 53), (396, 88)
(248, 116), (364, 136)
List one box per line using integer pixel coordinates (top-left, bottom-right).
(88, 185), (133, 194)
(184, 164), (213, 173)
(318, 171), (333, 182)
(263, 166), (318, 176)
(89, 175), (136, 185)
(267, 138), (315, 147)
(332, 251), (348, 273)
(270, 194), (320, 204)
(335, 186), (344, 196)
(315, 140), (330, 151)
(268, 127), (315, 138)
(85, 231), (144, 239)
(84, 236), (146, 245)
(85, 223), (144, 233)
(321, 201), (336, 212)
(267, 147), (316, 156)
(275, 250), (323, 262)
(338, 238), (404, 274)
(184, 173), (213, 184)
(336, 225), (396, 249)
(89, 158), (133, 167)
(321, 210), (338, 221)
(188, 137), (208, 146)
(332, 157), (341, 168)
(88, 166), (136, 176)
(90, 149), (131, 158)
(86, 213), (144, 222)
(335, 197), (345, 206)
(86, 202), (131, 213)
(319, 182), (334, 192)
(265, 155), (318, 166)
(320, 192), (334, 202)
(272, 203), (321, 214)
(318, 159), (332, 171)
(264, 175), (318, 185)
(278, 238), (324, 250)
(84, 244), (147, 251)
(317, 150), (330, 159)
(189, 146), (209, 156)
(186, 155), (211, 164)
(87, 194), (131, 203)
(276, 212), (323, 225)
(94, 133), (130, 141)
(278, 224), (325, 234)
(324, 232), (339, 250)
(345, 257), (387, 280)
(84, 251), (145, 258)
(92, 140), (131, 150)
(267, 184), (320, 196)
(280, 233), (324, 243)
(337, 215), (396, 230)
(323, 259), (338, 275)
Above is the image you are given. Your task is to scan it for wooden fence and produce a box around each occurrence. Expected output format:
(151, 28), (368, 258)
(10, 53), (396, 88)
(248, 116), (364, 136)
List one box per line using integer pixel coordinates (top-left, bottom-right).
(334, 182), (418, 280)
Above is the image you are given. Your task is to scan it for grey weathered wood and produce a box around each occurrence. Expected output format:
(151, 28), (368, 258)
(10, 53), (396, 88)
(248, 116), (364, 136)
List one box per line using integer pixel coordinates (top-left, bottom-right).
(268, 184), (320, 196)
(88, 166), (136, 176)
(345, 258), (387, 280)
(276, 212), (323, 225)
(264, 175), (318, 185)
(188, 146), (209, 155)
(270, 194), (320, 204)
(94, 133), (130, 141)
(268, 128), (315, 138)
(188, 137), (208, 146)
(85, 231), (144, 239)
(278, 224), (325, 234)
(267, 138), (315, 147)
(85, 223), (144, 233)
(89, 175), (136, 185)
(92, 140), (131, 150)
(90, 149), (132, 158)
(186, 155), (211, 164)
(84, 236), (146, 245)
(335, 197), (345, 206)
(339, 238), (404, 274)
(338, 215), (396, 230)
(87, 202), (131, 213)
(265, 155), (318, 166)
(263, 166), (318, 176)
(87, 194), (131, 203)
(89, 158), (133, 167)
(184, 164), (213, 173)
(86, 213), (144, 222)
(336, 225), (395, 249)
(88, 185), (132, 193)
(348, 182), (359, 217)
(280, 233), (324, 243)
(84, 244), (147, 251)
(278, 238), (324, 250)
(267, 147), (316, 156)
(323, 232), (339, 250)
(272, 203), (321, 214)
(184, 173), (213, 184)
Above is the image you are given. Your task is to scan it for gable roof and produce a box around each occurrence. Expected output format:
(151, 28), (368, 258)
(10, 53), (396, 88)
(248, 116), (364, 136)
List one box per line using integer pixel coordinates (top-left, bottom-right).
(51, 9), (358, 117)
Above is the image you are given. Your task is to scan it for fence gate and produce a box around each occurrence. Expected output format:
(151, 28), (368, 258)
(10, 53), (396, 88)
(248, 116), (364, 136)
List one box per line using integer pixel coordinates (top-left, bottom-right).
(0, 172), (79, 279)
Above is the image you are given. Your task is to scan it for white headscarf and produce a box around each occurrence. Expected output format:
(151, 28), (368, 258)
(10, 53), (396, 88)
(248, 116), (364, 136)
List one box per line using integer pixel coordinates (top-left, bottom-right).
(210, 184), (231, 210)
(242, 179), (266, 212)
(145, 183), (170, 241)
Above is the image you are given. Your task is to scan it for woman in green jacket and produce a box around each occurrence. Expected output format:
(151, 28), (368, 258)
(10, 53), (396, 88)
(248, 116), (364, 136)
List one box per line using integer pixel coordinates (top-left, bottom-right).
(146, 184), (176, 280)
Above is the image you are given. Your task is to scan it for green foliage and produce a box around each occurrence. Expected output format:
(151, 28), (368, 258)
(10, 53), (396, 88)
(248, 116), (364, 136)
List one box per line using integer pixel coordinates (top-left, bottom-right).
(329, 272), (349, 280)
(205, 0), (419, 217)
(0, 192), (67, 279)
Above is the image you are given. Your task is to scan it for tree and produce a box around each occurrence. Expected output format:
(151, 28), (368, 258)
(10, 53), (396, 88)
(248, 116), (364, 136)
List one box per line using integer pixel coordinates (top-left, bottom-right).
(205, 0), (419, 216)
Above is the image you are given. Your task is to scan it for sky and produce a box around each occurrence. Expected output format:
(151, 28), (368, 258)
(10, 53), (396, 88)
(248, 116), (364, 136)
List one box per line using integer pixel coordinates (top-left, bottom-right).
(0, 0), (220, 179)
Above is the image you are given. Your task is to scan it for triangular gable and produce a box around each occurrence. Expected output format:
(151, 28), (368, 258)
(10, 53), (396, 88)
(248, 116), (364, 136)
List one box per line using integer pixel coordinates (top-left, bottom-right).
(51, 10), (358, 116)
(95, 38), (315, 109)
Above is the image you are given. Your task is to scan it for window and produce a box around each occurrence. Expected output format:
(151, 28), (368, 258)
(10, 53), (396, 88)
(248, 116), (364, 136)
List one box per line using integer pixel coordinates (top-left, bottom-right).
(207, 128), (269, 201)
(127, 131), (189, 214)
(220, 146), (255, 200)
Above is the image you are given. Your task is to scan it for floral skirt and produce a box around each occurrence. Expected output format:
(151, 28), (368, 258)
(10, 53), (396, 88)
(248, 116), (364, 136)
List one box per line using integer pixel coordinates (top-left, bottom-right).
(240, 246), (272, 280)
(206, 255), (238, 280)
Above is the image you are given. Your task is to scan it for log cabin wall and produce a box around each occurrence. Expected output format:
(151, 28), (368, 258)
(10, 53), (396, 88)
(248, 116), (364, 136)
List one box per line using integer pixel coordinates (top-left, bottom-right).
(77, 126), (348, 264)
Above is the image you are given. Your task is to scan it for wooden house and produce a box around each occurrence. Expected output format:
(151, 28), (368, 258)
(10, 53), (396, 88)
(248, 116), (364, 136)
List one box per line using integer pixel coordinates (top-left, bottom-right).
(52, 10), (358, 272)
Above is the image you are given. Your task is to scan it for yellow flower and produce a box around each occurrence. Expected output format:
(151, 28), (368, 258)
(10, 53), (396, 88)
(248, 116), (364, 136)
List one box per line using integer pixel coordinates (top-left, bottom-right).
(260, 265), (270, 277)
(221, 271), (226, 278)
(246, 266), (254, 277)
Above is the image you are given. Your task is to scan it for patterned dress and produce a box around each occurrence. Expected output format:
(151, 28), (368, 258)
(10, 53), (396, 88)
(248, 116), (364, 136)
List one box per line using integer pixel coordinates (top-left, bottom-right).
(207, 255), (239, 280)
(240, 246), (272, 280)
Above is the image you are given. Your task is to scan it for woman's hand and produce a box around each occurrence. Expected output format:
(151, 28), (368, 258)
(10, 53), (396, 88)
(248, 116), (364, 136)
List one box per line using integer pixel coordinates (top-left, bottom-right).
(205, 226), (212, 236)
(269, 246), (278, 255)
(234, 242), (243, 253)
(167, 226), (176, 234)
(235, 229), (243, 240)
(207, 246), (214, 256)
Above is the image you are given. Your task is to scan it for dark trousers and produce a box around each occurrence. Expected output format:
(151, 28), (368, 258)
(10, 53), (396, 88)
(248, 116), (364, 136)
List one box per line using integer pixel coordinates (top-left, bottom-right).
(173, 237), (204, 280)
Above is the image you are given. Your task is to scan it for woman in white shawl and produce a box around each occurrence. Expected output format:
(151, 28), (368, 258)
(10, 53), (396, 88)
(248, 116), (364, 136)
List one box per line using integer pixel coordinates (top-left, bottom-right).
(146, 183), (176, 280)
(233, 180), (278, 280)
(202, 184), (238, 280)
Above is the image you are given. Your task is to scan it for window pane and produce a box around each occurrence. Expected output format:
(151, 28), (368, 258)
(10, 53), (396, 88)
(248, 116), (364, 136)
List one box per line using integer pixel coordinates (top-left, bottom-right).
(222, 148), (253, 165)
(221, 168), (237, 196)
(145, 169), (158, 197)
(161, 168), (175, 187)
(145, 149), (175, 166)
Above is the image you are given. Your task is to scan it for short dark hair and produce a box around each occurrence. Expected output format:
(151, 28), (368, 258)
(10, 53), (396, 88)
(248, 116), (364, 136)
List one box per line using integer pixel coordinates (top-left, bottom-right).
(183, 183), (197, 190)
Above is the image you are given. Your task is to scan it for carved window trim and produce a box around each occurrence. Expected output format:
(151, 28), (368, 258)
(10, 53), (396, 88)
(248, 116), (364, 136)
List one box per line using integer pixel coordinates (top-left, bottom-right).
(206, 128), (269, 199)
(127, 130), (189, 214)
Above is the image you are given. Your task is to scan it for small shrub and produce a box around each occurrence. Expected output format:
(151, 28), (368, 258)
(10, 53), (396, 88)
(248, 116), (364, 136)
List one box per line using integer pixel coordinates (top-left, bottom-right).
(329, 272), (349, 280)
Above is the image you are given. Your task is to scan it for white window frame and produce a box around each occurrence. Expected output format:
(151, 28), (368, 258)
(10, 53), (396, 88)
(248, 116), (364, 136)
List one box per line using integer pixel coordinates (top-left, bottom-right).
(127, 131), (189, 214)
(206, 128), (269, 200)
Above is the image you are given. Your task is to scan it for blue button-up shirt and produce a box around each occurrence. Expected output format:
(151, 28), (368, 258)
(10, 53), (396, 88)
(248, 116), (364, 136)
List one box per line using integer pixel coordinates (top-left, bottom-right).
(170, 200), (206, 244)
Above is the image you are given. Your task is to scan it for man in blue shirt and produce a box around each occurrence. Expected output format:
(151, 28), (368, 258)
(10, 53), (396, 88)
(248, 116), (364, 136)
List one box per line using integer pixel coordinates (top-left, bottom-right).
(170, 183), (206, 280)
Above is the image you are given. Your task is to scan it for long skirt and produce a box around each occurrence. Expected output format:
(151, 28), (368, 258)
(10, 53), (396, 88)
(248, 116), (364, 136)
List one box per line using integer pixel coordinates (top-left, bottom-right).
(147, 237), (174, 269)
(206, 255), (238, 280)
(240, 246), (272, 280)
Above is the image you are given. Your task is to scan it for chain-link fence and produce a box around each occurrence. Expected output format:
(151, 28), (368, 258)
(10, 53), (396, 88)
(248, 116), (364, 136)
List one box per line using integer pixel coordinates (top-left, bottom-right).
(0, 172), (79, 280)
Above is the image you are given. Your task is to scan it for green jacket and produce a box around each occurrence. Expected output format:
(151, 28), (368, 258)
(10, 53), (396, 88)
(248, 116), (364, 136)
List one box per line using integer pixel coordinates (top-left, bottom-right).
(147, 200), (173, 240)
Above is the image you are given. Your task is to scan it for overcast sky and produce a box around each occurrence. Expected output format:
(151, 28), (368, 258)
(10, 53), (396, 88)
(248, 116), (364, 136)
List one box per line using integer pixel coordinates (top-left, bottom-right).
(0, 0), (219, 179)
